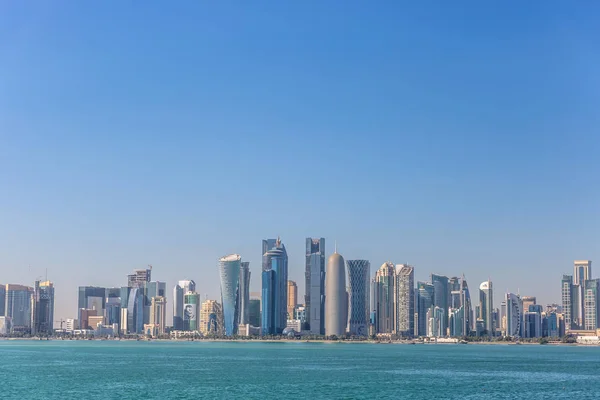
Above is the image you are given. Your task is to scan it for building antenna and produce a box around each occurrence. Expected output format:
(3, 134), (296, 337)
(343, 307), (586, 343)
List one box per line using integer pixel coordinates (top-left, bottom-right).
(45, 268), (48, 282)
(334, 240), (337, 253)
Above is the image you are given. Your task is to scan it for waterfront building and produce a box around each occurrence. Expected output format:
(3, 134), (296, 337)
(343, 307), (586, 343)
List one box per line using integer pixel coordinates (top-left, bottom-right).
(261, 238), (288, 335)
(460, 277), (472, 336)
(248, 298), (261, 327)
(127, 267), (151, 288)
(5, 284), (33, 332)
(287, 280), (298, 319)
(523, 310), (542, 338)
(78, 308), (97, 330)
(31, 280), (54, 335)
(416, 282), (434, 336)
(65, 318), (78, 332)
(173, 280), (196, 330)
(325, 249), (347, 337)
(374, 262), (395, 334)
(305, 237), (325, 334)
(150, 296), (167, 335)
(561, 275), (574, 330)
(394, 264), (414, 337)
(584, 279), (599, 330)
(0, 317), (11, 335)
(238, 262), (251, 325)
(200, 299), (222, 335)
(126, 287), (144, 334)
(78, 286), (106, 318)
(431, 274), (449, 335)
(219, 254), (241, 336)
(294, 305), (307, 326)
(427, 306), (445, 337)
(88, 315), (104, 330)
(505, 293), (522, 337)
(346, 259), (370, 336)
(479, 280), (494, 336)
(522, 296), (536, 313)
(183, 292), (200, 331)
(574, 260), (592, 286)
(0, 285), (5, 316)
(545, 312), (559, 337)
(449, 306), (466, 337)
(105, 297), (121, 327)
(142, 281), (166, 325)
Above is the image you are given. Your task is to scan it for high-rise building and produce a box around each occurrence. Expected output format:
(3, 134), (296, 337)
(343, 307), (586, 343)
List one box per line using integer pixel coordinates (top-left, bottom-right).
(574, 260), (592, 286)
(127, 268), (152, 288)
(561, 275), (574, 330)
(523, 310), (542, 338)
(374, 262), (395, 334)
(416, 282), (434, 336)
(125, 287), (144, 334)
(200, 299), (222, 335)
(238, 262), (251, 326)
(346, 260), (370, 336)
(305, 238), (325, 334)
(287, 280), (298, 319)
(219, 254), (241, 336)
(394, 264), (414, 337)
(505, 293), (522, 337)
(522, 297), (536, 314)
(460, 276), (472, 336)
(150, 296), (167, 335)
(431, 274), (449, 335)
(173, 280), (196, 330)
(183, 292), (200, 331)
(0, 285), (6, 317)
(427, 306), (445, 337)
(261, 238), (288, 335)
(31, 280), (54, 336)
(584, 279), (599, 331)
(142, 281), (166, 325)
(5, 284), (33, 332)
(325, 250), (346, 337)
(248, 298), (261, 328)
(479, 280), (494, 336)
(78, 286), (106, 318)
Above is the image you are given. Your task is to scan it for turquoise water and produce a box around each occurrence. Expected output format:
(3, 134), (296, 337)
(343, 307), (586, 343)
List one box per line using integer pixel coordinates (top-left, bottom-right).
(1, 341), (599, 399)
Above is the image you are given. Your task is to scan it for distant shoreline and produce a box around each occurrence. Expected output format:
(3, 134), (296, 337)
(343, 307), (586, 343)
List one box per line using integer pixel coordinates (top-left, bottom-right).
(0, 337), (590, 346)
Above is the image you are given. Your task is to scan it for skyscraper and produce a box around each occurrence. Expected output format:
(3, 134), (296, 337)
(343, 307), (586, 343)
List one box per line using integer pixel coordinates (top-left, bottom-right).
(150, 296), (167, 335)
(219, 254), (241, 336)
(77, 286), (106, 317)
(183, 292), (200, 331)
(431, 274), (449, 335)
(505, 293), (522, 337)
(325, 250), (346, 337)
(394, 264), (414, 337)
(479, 280), (494, 336)
(0, 285), (6, 317)
(287, 280), (298, 319)
(238, 262), (251, 326)
(127, 267), (152, 288)
(5, 284), (33, 332)
(346, 259), (370, 336)
(374, 262), (395, 334)
(200, 299), (222, 335)
(584, 279), (599, 331)
(125, 287), (144, 334)
(416, 281), (434, 336)
(173, 280), (196, 330)
(305, 237), (325, 334)
(561, 275), (574, 330)
(261, 238), (288, 335)
(574, 260), (592, 286)
(31, 280), (54, 336)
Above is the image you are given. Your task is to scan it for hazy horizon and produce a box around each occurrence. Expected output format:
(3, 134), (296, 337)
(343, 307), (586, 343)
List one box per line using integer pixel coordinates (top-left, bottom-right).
(1, 2), (599, 321)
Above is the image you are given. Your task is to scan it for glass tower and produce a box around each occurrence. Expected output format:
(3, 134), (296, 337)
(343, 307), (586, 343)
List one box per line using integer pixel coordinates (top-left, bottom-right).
(261, 238), (288, 335)
(173, 280), (196, 330)
(416, 282), (434, 336)
(219, 254), (241, 336)
(305, 238), (325, 334)
(238, 262), (251, 326)
(346, 260), (370, 336)
(431, 274), (449, 336)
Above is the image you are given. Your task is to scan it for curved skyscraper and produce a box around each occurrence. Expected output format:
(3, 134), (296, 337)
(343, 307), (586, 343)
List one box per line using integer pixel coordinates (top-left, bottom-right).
(219, 254), (241, 336)
(325, 250), (346, 336)
(505, 292), (522, 337)
(238, 262), (251, 326)
(346, 260), (370, 336)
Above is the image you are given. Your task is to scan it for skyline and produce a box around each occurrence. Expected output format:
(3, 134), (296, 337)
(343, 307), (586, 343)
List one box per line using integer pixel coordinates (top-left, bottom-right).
(2, 2), (600, 321)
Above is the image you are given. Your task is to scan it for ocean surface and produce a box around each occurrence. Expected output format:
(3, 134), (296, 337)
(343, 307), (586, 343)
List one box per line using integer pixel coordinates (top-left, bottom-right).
(1, 340), (599, 399)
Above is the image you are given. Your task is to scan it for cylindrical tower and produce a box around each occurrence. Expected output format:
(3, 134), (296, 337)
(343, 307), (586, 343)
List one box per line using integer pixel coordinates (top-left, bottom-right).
(325, 250), (347, 336)
(218, 254), (241, 336)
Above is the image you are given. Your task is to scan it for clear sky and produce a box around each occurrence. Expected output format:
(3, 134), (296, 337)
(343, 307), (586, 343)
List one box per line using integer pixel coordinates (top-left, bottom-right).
(1, 1), (599, 321)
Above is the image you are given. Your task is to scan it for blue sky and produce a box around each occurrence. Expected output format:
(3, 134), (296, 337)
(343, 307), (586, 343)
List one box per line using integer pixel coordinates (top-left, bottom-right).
(1, 1), (599, 320)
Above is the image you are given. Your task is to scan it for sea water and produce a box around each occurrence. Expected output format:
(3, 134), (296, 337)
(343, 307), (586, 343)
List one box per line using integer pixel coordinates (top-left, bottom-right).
(1, 341), (599, 399)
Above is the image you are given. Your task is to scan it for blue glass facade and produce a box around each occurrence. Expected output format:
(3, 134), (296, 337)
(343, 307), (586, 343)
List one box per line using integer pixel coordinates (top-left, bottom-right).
(261, 238), (288, 335)
(126, 288), (144, 334)
(219, 254), (241, 336)
(347, 260), (370, 336)
(416, 281), (434, 336)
